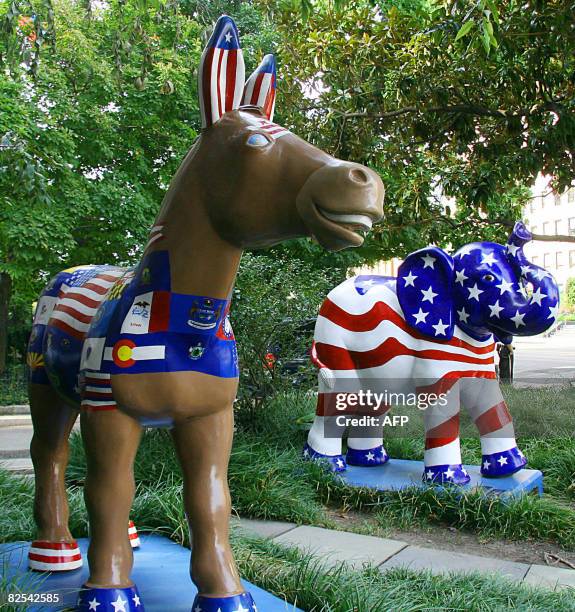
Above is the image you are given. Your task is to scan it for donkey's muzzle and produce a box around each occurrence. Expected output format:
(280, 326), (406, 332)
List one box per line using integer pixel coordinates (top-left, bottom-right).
(296, 162), (384, 251)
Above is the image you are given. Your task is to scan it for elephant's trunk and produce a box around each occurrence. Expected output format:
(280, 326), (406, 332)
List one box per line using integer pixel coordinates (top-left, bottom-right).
(503, 221), (560, 336)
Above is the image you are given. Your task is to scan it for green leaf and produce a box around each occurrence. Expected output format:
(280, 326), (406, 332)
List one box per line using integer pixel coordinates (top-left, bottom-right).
(454, 21), (474, 42)
(485, 0), (500, 24)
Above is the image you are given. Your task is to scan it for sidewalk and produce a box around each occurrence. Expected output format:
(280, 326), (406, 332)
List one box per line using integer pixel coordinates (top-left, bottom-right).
(2, 412), (574, 592)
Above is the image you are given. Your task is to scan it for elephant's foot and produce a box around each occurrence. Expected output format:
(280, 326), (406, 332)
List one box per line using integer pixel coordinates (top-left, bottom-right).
(346, 445), (389, 467)
(302, 442), (347, 472)
(192, 591), (255, 612)
(77, 585), (143, 611)
(481, 447), (527, 478)
(128, 520), (140, 548)
(423, 464), (470, 485)
(28, 539), (83, 572)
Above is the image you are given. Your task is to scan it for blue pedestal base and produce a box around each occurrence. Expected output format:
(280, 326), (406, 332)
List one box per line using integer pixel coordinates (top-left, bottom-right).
(338, 458), (543, 498)
(0, 535), (302, 611)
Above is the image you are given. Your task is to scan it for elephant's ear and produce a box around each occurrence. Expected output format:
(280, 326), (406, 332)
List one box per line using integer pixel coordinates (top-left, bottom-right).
(397, 247), (455, 340)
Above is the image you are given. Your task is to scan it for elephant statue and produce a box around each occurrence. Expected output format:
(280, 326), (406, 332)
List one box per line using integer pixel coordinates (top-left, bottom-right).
(303, 222), (559, 484)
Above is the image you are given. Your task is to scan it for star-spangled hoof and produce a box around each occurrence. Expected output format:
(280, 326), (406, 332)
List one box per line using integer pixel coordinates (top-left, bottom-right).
(346, 445), (389, 467)
(423, 464), (471, 485)
(302, 442), (347, 472)
(481, 447), (527, 478)
(191, 591), (256, 612)
(76, 584), (144, 611)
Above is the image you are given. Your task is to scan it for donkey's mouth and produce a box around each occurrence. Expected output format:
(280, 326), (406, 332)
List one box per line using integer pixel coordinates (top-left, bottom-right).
(317, 209), (374, 232)
(306, 200), (374, 249)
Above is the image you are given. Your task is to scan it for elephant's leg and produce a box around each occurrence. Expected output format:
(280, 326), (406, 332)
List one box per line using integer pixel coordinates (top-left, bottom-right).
(81, 408), (142, 588)
(346, 395), (389, 466)
(170, 407), (255, 611)
(421, 380), (469, 484)
(461, 377), (526, 477)
(305, 391), (347, 471)
(28, 383), (82, 571)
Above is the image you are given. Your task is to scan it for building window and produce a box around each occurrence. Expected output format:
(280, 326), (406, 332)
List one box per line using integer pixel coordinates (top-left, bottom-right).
(530, 199), (536, 213)
(569, 218), (575, 236)
(543, 221), (550, 235)
(570, 251), (575, 268)
(544, 253), (552, 268)
(569, 189), (575, 204)
(556, 252), (564, 268)
(555, 193), (562, 206)
(555, 220), (562, 235)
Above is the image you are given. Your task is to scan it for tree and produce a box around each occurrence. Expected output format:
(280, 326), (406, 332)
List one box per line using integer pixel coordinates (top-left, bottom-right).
(260, 0), (574, 263)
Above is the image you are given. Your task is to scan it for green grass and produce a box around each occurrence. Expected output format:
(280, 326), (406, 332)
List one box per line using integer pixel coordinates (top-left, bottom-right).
(2, 469), (574, 612)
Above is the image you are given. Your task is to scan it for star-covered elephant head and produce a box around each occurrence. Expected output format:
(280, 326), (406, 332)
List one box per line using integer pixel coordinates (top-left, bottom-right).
(397, 222), (560, 343)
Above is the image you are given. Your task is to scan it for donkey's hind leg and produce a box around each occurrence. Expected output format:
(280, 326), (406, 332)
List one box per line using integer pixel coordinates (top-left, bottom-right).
(28, 382), (81, 570)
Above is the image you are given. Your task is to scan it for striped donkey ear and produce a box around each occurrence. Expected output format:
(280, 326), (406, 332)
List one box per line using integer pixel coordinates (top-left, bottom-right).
(198, 15), (246, 128)
(242, 54), (277, 121)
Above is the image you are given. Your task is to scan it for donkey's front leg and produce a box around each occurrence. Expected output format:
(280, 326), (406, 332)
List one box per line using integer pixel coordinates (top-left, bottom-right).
(460, 377), (526, 477)
(78, 409), (143, 611)
(171, 407), (255, 612)
(421, 380), (470, 485)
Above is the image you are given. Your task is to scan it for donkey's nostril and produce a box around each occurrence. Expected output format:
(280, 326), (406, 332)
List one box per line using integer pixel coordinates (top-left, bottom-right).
(349, 168), (370, 184)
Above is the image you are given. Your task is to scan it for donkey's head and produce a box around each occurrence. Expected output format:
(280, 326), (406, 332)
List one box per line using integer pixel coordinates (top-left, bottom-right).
(185, 16), (384, 252)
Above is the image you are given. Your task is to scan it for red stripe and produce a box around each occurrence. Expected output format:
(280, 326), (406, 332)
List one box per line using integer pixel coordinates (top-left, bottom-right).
(250, 71), (265, 105)
(58, 290), (100, 309)
(84, 390), (114, 399)
(31, 541), (78, 550)
(201, 47), (215, 126)
(29, 552), (82, 563)
(263, 88), (275, 119)
(315, 393), (391, 417)
(50, 319), (84, 340)
(314, 337), (494, 371)
(416, 370), (496, 395)
(149, 291), (170, 333)
(320, 299), (494, 354)
(82, 281), (108, 295)
(225, 49), (237, 112)
(128, 521), (135, 528)
(425, 414), (460, 449)
(97, 273), (121, 283)
(84, 377), (111, 386)
(129, 532), (139, 540)
(53, 303), (92, 324)
(83, 404), (118, 412)
(475, 401), (512, 435)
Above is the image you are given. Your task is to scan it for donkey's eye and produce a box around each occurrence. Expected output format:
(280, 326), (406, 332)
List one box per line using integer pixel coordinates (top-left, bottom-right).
(483, 274), (495, 282)
(246, 133), (271, 147)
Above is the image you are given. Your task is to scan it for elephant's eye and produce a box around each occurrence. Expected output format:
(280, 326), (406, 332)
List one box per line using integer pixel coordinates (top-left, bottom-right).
(483, 274), (495, 283)
(246, 133), (272, 147)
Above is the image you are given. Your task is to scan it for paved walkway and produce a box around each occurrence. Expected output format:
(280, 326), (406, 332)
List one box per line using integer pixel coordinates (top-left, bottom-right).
(1, 409), (573, 592)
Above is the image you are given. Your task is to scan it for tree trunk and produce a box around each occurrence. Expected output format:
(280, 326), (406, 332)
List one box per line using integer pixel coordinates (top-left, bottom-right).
(0, 273), (11, 374)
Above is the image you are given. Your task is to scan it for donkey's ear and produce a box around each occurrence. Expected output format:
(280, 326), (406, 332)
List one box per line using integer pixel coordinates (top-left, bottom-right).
(242, 54), (277, 121)
(397, 247), (455, 340)
(198, 15), (245, 128)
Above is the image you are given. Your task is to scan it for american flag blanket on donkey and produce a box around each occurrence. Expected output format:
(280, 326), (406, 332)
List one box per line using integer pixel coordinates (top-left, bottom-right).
(28, 249), (238, 415)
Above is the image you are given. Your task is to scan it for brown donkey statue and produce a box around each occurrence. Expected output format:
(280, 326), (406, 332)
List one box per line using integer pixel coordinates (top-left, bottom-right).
(26, 15), (384, 612)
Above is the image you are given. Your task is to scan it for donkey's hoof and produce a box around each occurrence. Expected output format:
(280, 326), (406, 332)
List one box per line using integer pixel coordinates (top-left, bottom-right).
(303, 442), (347, 472)
(128, 520), (141, 548)
(423, 464), (470, 485)
(481, 447), (527, 478)
(346, 445), (389, 467)
(192, 591), (255, 612)
(77, 585), (143, 611)
(28, 540), (82, 572)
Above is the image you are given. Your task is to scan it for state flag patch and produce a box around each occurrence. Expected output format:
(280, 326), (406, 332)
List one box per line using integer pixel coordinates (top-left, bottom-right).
(120, 291), (170, 335)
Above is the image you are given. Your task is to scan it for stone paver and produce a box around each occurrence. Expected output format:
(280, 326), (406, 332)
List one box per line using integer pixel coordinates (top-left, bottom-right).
(274, 525), (407, 569)
(381, 545), (529, 580)
(524, 564), (575, 591)
(0, 404), (30, 416)
(1, 457), (34, 474)
(0, 426), (33, 458)
(0, 415), (33, 427)
(233, 518), (296, 539)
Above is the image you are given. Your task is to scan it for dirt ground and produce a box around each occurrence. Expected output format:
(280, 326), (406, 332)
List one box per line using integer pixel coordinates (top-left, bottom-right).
(327, 509), (575, 569)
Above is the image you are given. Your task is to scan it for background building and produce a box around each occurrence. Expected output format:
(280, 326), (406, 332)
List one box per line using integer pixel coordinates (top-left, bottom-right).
(523, 175), (575, 294)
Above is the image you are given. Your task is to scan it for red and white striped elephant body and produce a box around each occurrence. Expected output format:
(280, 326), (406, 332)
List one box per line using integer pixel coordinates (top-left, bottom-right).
(304, 223), (559, 484)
